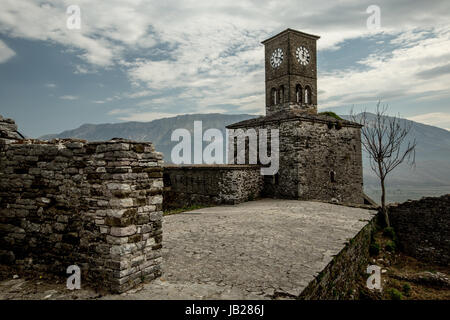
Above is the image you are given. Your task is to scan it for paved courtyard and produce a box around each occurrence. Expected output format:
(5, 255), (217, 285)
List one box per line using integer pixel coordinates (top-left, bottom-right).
(0, 199), (375, 300)
(107, 199), (375, 299)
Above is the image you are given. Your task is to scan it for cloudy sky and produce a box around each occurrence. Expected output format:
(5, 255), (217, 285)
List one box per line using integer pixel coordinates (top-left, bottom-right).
(0, 0), (449, 137)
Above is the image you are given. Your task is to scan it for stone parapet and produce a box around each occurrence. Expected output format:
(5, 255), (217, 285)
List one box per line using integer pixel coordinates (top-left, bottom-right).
(163, 165), (263, 210)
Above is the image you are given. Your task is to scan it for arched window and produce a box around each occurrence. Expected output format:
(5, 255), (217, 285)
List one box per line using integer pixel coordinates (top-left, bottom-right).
(305, 86), (312, 105)
(271, 88), (277, 105)
(279, 85), (284, 104)
(296, 84), (302, 104)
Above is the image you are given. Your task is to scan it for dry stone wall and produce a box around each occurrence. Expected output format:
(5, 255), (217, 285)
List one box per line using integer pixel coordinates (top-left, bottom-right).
(0, 115), (23, 143)
(389, 195), (450, 266)
(163, 165), (263, 210)
(0, 131), (164, 292)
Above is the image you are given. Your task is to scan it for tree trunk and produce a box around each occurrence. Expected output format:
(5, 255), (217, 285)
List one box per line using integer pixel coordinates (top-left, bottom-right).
(380, 177), (390, 227)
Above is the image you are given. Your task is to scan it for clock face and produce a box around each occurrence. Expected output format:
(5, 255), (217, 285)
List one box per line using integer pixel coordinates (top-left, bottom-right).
(296, 46), (310, 66)
(270, 48), (283, 68)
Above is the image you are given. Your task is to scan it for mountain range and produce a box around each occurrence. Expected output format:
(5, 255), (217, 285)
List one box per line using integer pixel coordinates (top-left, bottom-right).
(40, 113), (450, 203)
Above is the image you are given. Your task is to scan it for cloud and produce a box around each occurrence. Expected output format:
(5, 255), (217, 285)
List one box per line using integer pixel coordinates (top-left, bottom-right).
(416, 64), (450, 79)
(59, 95), (78, 100)
(0, 39), (15, 63)
(45, 83), (57, 88)
(110, 110), (183, 122)
(126, 90), (153, 99)
(408, 112), (450, 131)
(1, 0), (450, 118)
(318, 27), (450, 108)
(73, 64), (96, 74)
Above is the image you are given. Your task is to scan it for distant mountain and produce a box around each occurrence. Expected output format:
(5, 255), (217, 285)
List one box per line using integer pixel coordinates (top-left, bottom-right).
(40, 113), (256, 164)
(340, 114), (450, 202)
(40, 112), (450, 203)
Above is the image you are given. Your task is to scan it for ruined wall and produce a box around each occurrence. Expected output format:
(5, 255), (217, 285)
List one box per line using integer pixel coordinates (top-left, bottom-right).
(163, 165), (263, 210)
(389, 195), (450, 266)
(0, 136), (164, 293)
(228, 117), (364, 204)
(299, 216), (376, 299)
(0, 115), (23, 144)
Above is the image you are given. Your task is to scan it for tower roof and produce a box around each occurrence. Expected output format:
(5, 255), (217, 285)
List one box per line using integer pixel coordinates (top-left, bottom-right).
(261, 28), (320, 45)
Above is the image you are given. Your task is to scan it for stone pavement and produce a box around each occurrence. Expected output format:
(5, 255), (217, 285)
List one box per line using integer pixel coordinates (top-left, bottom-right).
(0, 199), (375, 300)
(105, 199), (375, 299)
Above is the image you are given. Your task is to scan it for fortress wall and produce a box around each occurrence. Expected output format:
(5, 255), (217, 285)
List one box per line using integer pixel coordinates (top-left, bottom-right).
(163, 165), (263, 210)
(389, 195), (450, 266)
(229, 119), (364, 204)
(0, 136), (164, 293)
(0, 115), (23, 144)
(294, 121), (363, 204)
(299, 215), (376, 300)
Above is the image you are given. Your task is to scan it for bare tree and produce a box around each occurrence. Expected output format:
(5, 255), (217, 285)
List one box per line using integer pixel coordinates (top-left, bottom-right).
(350, 102), (416, 227)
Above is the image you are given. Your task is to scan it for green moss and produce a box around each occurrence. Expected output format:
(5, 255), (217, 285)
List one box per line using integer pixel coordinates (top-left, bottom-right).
(387, 288), (403, 300)
(319, 111), (343, 120)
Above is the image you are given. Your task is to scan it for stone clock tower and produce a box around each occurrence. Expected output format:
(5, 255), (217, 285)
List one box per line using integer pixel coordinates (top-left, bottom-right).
(262, 29), (320, 115)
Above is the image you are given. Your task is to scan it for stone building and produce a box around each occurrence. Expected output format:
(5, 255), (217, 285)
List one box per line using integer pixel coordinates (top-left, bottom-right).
(226, 29), (364, 203)
(164, 29), (364, 206)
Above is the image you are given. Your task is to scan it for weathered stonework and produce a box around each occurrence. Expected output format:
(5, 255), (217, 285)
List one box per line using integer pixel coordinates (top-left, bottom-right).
(160, 29), (364, 209)
(227, 112), (364, 204)
(389, 195), (450, 266)
(263, 29), (319, 115)
(224, 28), (364, 205)
(0, 127), (164, 292)
(163, 165), (263, 210)
(0, 115), (23, 144)
(299, 217), (376, 299)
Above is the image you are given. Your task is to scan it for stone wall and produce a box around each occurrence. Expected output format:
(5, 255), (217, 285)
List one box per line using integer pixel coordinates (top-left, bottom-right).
(163, 165), (263, 210)
(389, 195), (450, 266)
(228, 116), (364, 204)
(299, 216), (376, 299)
(0, 136), (164, 293)
(0, 115), (23, 144)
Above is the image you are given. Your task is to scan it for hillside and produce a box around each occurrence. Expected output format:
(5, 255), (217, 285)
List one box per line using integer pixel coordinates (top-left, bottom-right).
(40, 113), (450, 203)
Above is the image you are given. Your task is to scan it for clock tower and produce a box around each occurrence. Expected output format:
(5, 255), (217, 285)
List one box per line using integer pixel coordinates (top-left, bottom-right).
(262, 29), (320, 115)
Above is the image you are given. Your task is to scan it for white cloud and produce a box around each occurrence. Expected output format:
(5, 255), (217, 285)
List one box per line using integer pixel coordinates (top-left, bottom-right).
(1, 0), (450, 118)
(59, 95), (78, 100)
(126, 90), (153, 99)
(319, 27), (450, 108)
(45, 83), (56, 88)
(113, 111), (183, 122)
(408, 112), (450, 131)
(0, 39), (15, 63)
